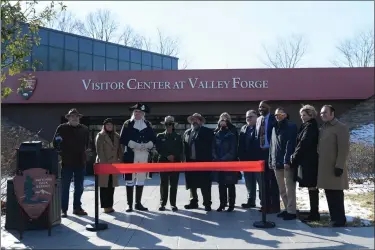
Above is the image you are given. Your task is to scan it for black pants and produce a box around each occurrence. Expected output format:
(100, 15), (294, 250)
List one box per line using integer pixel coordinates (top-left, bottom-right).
(325, 189), (346, 224)
(100, 175), (115, 208)
(219, 184), (236, 207)
(258, 149), (280, 211)
(190, 185), (212, 207)
(160, 172), (180, 206)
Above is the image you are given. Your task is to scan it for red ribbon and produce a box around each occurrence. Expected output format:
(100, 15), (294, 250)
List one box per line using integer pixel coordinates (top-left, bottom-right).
(94, 161), (265, 175)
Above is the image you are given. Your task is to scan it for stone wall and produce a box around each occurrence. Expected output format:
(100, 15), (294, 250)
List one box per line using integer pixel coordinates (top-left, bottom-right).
(338, 95), (375, 131)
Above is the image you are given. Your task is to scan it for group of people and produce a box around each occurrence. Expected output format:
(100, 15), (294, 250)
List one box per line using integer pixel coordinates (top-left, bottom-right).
(53, 100), (350, 227)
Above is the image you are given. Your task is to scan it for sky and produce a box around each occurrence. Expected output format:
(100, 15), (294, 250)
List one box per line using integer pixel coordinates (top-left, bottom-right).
(36, 1), (374, 69)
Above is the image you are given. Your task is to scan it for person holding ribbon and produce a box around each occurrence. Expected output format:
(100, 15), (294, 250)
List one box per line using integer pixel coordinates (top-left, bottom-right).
(95, 118), (123, 214)
(156, 116), (183, 212)
(212, 119), (238, 212)
(120, 103), (156, 212)
(182, 113), (214, 212)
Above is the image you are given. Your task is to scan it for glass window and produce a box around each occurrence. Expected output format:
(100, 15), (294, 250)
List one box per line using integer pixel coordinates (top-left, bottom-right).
(32, 45), (48, 71)
(130, 49), (141, 64)
(49, 30), (64, 48)
(106, 58), (118, 71)
(130, 63), (141, 70)
(171, 59), (178, 70)
(79, 38), (93, 54)
(119, 61), (130, 70)
(106, 44), (118, 59)
(119, 47), (130, 61)
(142, 65), (151, 70)
(65, 35), (78, 51)
(49, 47), (64, 71)
(93, 41), (105, 56)
(64, 50), (78, 71)
(142, 52), (151, 66)
(162, 57), (172, 70)
(38, 28), (49, 45)
(79, 53), (92, 71)
(93, 56), (105, 71)
(152, 54), (162, 68)
(152, 66), (162, 70)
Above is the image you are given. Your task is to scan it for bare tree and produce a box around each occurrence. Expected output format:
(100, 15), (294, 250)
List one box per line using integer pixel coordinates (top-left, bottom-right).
(44, 10), (83, 34)
(332, 29), (374, 67)
(155, 28), (180, 57)
(78, 9), (118, 42)
(261, 34), (308, 68)
(118, 25), (144, 49)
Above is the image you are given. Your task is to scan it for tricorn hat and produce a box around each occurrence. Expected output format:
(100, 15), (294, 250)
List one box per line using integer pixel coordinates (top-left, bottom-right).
(65, 108), (83, 119)
(160, 116), (178, 125)
(103, 118), (113, 125)
(129, 103), (150, 113)
(187, 113), (206, 124)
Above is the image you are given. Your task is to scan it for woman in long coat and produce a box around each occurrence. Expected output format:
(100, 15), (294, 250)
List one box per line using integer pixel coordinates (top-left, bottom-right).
(212, 119), (238, 212)
(290, 105), (320, 222)
(95, 118), (123, 213)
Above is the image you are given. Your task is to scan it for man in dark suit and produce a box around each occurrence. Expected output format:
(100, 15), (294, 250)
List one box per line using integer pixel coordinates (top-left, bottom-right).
(255, 100), (280, 213)
(238, 110), (261, 208)
(182, 113), (214, 212)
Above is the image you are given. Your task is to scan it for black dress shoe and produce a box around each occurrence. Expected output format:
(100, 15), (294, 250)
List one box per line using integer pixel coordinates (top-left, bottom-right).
(171, 206), (178, 212)
(61, 211), (68, 218)
(242, 203), (256, 208)
(159, 206), (166, 211)
(277, 211), (288, 218)
(283, 213), (297, 220)
(184, 203), (198, 209)
(217, 206), (225, 212)
(205, 206), (212, 212)
(226, 206), (235, 212)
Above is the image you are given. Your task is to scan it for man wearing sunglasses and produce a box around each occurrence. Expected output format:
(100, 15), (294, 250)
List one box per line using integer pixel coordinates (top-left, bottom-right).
(156, 116), (183, 212)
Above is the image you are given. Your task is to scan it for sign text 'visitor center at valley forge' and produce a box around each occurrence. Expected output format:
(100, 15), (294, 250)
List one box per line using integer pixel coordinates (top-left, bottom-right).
(2, 27), (374, 162)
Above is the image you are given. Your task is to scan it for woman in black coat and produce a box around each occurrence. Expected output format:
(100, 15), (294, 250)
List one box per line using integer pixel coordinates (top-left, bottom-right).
(290, 105), (320, 222)
(212, 119), (238, 212)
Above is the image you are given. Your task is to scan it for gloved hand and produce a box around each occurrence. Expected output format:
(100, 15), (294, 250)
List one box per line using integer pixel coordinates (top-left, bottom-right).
(334, 167), (343, 177)
(144, 141), (154, 149)
(128, 140), (136, 149)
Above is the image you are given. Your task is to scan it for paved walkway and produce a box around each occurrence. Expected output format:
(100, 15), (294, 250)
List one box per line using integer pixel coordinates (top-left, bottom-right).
(1, 174), (374, 249)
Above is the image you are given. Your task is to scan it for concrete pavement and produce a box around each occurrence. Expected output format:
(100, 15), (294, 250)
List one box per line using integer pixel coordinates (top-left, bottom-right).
(1, 174), (374, 249)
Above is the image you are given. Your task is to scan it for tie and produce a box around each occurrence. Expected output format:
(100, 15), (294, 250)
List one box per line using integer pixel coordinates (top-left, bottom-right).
(259, 116), (266, 147)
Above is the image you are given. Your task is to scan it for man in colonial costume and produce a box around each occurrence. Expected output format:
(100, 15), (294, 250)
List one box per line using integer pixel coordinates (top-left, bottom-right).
(120, 103), (156, 212)
(182, 113), (214, 212)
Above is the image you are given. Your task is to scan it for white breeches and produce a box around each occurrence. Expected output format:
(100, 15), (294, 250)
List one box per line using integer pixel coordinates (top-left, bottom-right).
(126, 150), (149, 186)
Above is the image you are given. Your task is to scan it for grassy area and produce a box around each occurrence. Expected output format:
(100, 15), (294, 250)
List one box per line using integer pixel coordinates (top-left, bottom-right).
(299, 191), (374, 228)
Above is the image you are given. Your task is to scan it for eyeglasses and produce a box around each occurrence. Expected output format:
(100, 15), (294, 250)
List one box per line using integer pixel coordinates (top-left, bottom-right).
(274, 113), (284, 117)
(165, 123), (173, 126)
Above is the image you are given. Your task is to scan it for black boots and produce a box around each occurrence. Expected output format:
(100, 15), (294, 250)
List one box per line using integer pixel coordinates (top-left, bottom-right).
(126, 185), (148, 212)
(126, 186), (134, 212)
(135, 185), (148, 211)
(303, 189), (320, 222)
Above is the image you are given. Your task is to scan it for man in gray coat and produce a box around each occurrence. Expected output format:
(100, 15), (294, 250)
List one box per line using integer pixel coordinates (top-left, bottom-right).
(317, 105), (350, 227)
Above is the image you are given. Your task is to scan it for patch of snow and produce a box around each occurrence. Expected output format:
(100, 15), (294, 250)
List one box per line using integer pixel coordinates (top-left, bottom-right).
(296, 181), (374, 222)
(350, 123), (374, 145)
(70, 179), (95, 192)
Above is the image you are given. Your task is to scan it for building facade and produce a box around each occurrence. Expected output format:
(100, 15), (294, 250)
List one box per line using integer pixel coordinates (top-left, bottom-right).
(3, 67), (373, 174)
(26, 26), (179, 72)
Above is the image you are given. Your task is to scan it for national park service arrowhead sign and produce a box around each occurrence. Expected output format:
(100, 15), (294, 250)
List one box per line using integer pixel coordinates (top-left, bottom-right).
(13, 168), (56, 220)
(18, 76), (37, 100)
